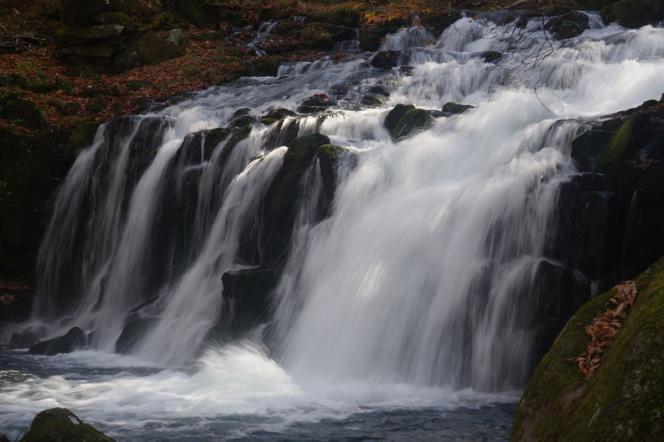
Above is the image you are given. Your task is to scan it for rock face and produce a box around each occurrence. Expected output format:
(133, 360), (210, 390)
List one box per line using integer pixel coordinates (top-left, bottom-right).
(601, 0), (664, 28)
(544, 11), (590, 39)
(218, 267), (278, 337)
(551, 98), (664, 289)
(531, 97), (664, 363)
(384, 104), (435, 140)
(28, 327), (87, 355)
(19, 408), (114, 442)
(511, 258), (664, 442)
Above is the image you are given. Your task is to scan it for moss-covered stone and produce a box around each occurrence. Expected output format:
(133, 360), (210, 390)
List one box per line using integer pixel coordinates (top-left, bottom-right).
(60, 0), (132, 27)
(595, 113), (635, 175)
(317, 143), (348, 218)
(259, 133), (330, 263)
(384, 104), (434, 140)
(511, 258), (664, 441)
(20, 408), (114, 442)
(442, 102), (474, 115)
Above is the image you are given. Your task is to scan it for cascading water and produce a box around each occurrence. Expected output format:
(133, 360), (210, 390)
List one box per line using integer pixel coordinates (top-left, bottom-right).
(2, 11), (664, 440)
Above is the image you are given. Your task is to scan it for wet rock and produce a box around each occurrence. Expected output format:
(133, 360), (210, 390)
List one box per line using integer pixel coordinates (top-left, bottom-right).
(115, 316), (157, 354)
(442, 102), (474, 115)
(218, 267), (278, 337)
(361, 94), (384, 107)
(545, 11), (590, 39)
(479, 50), (502, 63)
(263, 118), (299, 149)
(1, 433), (9, 442)
(398, 65), (415, 76)
(602, 0), (664, 28)
(28, 327), (87, 355)
(317, 144), (349, 218)
(255, 133), (331, 263)
(260, 108), (295, 125)
(370, 50), (402, 69)
(9, 326), (43, 348)
(384, 104), (434, 140)
(298, 94), (334, 114)
(19, 408), (114, 442)
(369, 84), (390, 97)
(115, 32), (182, 70)
(229, 114), (256, 128)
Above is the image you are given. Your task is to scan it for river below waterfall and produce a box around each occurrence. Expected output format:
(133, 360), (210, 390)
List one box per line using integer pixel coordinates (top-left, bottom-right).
(0, 347), (516, 440)
(2, 10), (663, 441)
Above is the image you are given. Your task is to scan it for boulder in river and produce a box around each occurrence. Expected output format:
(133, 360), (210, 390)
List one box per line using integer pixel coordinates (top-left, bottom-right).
(442, 102), (474, 115)
(19, 408), (114, 442)
(544, 11), (590, 39)
(384, 104), (435, 140)
(28, 326), (87, 355)
(298, 94), (334, 114)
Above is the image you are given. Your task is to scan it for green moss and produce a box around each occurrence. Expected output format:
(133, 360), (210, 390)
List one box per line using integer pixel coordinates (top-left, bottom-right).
(219, 126), (251, 164)
(595, 114), (634, 175)
(511, 258), (664, 441)
(384, 104), (434, 141)
(20, 408), (114, 442)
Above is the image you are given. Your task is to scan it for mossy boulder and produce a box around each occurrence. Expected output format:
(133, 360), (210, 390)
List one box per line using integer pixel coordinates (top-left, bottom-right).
(20, 408), (114, 442)
(602, 0), (664, 28)
(384, 104), (435, 140)
(317, 144), (349, 218)
(442, 102), (474, 115)
(251, 55), (285, 77)
(511, 258), (664, 441)
(258, 133), (330, 263)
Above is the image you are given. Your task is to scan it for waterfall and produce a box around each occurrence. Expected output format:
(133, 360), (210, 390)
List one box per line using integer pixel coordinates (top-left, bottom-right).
(24, 13), (664, 392)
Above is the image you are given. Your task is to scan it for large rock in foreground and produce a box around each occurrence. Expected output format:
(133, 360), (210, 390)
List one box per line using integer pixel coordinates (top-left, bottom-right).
(511, 258), (664, 441)
(20, 408), (114, 442)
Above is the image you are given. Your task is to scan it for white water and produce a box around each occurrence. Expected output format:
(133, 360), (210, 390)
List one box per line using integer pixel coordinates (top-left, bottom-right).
(3, 12), (664, 438)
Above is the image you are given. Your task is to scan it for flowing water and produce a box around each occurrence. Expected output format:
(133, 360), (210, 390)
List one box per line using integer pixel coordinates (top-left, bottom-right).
(2, 12), (664, 441)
